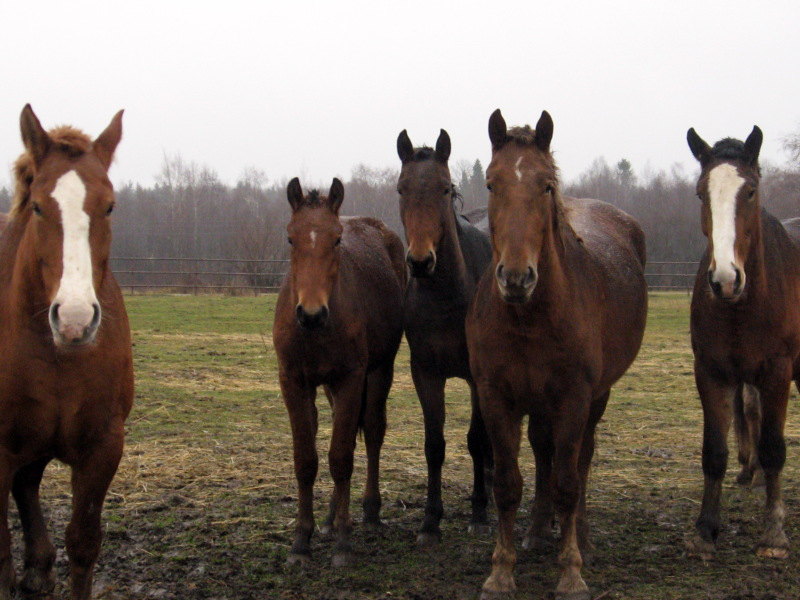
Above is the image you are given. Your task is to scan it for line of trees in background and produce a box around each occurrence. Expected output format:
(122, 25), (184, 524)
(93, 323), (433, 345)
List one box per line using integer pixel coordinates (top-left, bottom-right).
(1, 146), (798, 289)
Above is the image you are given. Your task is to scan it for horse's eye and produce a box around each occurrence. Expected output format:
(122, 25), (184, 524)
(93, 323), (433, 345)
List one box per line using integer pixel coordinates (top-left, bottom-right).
(287, 237), (293, 245)
(335, 237), (342, 247)
(106, 203), (115, 215)
(396, 188), (402, 195)
(486, 183), (493, 192)
(748, 190), (756, 200)
(444, 188), (450, 195)
(32, 203), (42, 216)
(545, 184), (554, 194)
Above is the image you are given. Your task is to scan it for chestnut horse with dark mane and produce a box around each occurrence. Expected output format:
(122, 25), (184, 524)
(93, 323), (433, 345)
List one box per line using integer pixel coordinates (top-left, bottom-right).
(684, 126), (800, 561)
(0, 106), (133, 600)
(274, 178), (406, 567)
(396, 129), (493, 545)
(466, 110), (647, 600)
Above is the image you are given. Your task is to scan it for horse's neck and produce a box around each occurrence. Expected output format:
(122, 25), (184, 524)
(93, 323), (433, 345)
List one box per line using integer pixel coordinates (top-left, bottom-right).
(529, 215), (574, 312)
(1, 222), (49, 322)
(741, 209), (771, 303)
(419, 211), (471, 295)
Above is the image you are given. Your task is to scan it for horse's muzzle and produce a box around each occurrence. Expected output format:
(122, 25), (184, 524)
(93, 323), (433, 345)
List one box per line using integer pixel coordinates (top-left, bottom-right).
(406, 251), (436, 278)
(496, 264), (537, 303)
(296, 304), (329, 330)
(49, 302), (101, 346)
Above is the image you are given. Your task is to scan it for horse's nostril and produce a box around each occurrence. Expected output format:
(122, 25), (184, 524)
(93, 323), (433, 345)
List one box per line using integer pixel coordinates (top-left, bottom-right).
(496, 264), (505, 280)
(734, 267), (742, 290)
(49, 303), (60, 325)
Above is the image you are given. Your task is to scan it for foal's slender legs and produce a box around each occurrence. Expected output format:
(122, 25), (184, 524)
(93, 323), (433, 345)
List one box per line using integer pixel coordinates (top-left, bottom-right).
(281, 373), (319, 563)
(13, 457), (56, 595)
(410, 362), (447, 546)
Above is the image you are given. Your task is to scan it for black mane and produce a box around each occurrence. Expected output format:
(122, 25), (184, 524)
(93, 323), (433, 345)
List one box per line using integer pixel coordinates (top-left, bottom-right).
(411, 146), (435, 162)
(710, 138), (747, 161)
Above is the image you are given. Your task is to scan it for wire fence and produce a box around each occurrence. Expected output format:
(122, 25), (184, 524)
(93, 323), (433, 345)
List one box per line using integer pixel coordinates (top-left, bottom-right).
(109, 257), (698, 294)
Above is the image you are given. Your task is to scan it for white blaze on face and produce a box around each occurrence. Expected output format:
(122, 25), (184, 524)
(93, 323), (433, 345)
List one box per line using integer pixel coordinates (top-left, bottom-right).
(50, 170), (99, 337)
(707, 163), (744, 288)
(309, 229), (317, 248)
(514, 156), (523, 181)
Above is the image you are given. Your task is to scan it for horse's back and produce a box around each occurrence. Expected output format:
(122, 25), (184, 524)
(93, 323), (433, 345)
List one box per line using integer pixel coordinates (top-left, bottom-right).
(342, 216), (407, 290)
(457, 215), (493, 283)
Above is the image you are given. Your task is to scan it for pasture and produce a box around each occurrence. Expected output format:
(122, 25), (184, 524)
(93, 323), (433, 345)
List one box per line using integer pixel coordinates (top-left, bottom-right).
(22, 293), (799, 599)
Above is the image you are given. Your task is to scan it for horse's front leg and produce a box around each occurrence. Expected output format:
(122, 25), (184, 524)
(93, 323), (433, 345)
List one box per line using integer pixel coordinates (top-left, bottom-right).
(13, 457), (56, 596)
(467, 380), (493, 534)
(281, 372), (318, 565)
(478, 385), (522, 599)
(686, 362), (734, 560)
(327, 371), (367, 567)
(755, 363), (792, 559)
(66, 429), (124, 600)
(551, 388), (593, 600)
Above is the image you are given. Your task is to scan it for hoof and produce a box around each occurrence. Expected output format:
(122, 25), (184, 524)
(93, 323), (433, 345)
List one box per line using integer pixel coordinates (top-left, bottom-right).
(556, 592), (591, 600)
(331, 552), (354, 568)
(751, 469), (766, 488)
(363, 519), (385, 531)
(286, 552), (311, 567)
(479, 591), (514, 600)
(468, 522), (493, 536)
(20, 568), (56, 594)
(756, 544), (789, 559)
(416, 530), (441, 547)
(522, 534), (553, 551)
(685, 533), (716, 560)
(735, 468), (753, 486)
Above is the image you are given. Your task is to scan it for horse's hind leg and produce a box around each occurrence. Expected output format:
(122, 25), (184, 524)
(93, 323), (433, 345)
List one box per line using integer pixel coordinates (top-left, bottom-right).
(523, 417), (554, 551)
(13, 457), (56, 596)
(66, 431), (124, 600)
(362, 363), (392, 527)
(0, 462), (15, 600)
(755, 369), (791, 559)
(410, 363), (447, 547)
(686, 365), (734, 560)
(327, 372), (367, 567)
(734, 384), (763, 486)
(467, 381), (493, 534)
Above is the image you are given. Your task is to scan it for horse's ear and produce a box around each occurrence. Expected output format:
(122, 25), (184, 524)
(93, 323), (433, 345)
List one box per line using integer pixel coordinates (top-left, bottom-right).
(328, 178), (344, 214)
(534, 111), (554, 152)
(397, 130), (414, 164)
(686, 128), (711, 162)
(488, 109), (508, 149)
(287, 177), (304, 211)
(20, 104), (51, 167)
(435, 129), (451, 163)
(743, 126), (763, 166)
(94, 109), (124, 171)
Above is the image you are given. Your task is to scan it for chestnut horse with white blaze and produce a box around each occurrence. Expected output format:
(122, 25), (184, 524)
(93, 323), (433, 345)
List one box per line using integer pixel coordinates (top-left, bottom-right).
(396, 129), (493, 545)
(0, 106), (133, 600)
(274, 178), (406, 567)
(685, 126), (800, 561)
(466, 109), (647, 600)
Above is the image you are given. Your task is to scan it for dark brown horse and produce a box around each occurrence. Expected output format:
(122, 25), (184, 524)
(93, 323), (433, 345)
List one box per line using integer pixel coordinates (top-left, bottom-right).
(273, 178), (406, 566)
(685, 126), (800, 561)
(466, 109), (647, 600)
(396, 129), (493, 544)
(0, 106), (133, 600)
(0, 214), (7, 234)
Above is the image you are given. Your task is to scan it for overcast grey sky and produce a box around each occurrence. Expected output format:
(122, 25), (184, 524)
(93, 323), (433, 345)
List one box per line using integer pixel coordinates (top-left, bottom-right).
(1, 1), (799, 189)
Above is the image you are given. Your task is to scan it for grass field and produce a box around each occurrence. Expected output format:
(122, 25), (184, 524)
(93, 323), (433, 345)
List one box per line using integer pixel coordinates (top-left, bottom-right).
(22, 293), (800, 600)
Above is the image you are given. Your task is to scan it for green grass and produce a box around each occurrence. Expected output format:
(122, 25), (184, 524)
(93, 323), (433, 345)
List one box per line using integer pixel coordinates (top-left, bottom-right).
(26, 292), (800, 600)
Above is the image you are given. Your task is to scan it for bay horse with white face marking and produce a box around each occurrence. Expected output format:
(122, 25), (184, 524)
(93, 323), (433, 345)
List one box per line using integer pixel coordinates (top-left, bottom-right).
(273, 178), (406, 567)
(0, 106), (133, 600)
(685, 126), (800, 561)
(466, 109), (647, 600)
(396, 129), (493, 545)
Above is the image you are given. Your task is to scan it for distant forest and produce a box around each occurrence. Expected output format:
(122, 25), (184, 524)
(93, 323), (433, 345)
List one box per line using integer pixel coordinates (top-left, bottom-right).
(1, 148), (798, 288)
